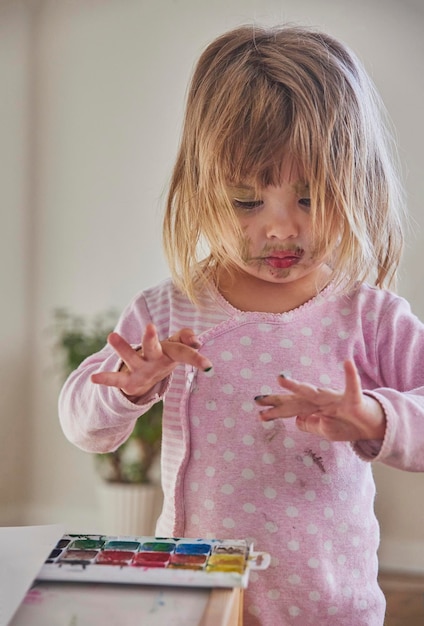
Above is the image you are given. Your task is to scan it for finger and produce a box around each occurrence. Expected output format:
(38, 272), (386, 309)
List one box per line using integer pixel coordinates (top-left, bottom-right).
(258, 399), (317, 420)
(162, 340), (212, 372)
(107, 332), (143, 371)
(296, 414), (323, 434)
(142, 323), (165, 360)
(168, 328), (201, 349)
(343, 360), (363, 403)
(91, 370), (130, 388)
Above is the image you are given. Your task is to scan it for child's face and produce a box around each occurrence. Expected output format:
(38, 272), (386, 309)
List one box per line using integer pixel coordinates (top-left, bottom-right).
(225, 162), (329, 291)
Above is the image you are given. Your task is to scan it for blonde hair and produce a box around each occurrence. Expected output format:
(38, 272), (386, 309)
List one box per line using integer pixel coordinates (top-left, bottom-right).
(163, 24), (405, 303)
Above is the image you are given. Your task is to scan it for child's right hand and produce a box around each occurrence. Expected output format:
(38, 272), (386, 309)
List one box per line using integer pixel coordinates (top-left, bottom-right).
(90, 323), (212, 399)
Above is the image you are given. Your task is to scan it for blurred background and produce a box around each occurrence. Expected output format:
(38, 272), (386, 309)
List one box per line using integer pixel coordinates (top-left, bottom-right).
(1, 0), (423, 575)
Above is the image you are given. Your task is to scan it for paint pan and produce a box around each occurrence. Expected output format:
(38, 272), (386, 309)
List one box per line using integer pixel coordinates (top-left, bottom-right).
(36, 534), (270, 589)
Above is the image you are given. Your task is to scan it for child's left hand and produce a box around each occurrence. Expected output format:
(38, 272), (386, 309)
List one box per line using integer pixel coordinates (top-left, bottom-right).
(254, 360), (386, 442)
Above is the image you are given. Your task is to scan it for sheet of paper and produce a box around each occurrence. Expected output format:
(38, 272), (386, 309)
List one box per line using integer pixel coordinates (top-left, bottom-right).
(9, 582), (210, 626)
(0, 524), (64, 626)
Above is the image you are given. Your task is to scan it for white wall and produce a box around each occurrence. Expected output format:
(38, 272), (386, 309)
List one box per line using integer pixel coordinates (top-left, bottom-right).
(1, 0), (423, 571)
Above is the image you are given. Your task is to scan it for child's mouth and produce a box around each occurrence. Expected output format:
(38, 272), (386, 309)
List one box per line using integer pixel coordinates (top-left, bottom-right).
(262, 250), (303, 269)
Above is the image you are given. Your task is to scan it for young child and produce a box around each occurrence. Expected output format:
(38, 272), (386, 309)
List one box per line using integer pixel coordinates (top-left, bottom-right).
(58, 24), (424, 625)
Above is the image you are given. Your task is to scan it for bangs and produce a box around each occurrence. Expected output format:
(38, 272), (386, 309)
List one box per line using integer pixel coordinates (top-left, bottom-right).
(215, 75), (295, 189)
(190, 46), (315, 191)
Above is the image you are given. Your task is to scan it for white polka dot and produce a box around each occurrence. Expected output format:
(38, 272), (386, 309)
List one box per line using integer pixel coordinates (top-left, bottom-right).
(338, 330), (349, 339)
(259, 385), (273, 395)
(309, 591), (320, 601)
(222, 518), (235, 528)
(205, 466), (215, 477)
(221, 484), (234, 494)
(303, 455), (313, 468)
(307, 524), (318, 535)
(358, 599), (368, 609)
(308, 558), (319, 568)
(343, 586), (353, 598)
(249, 571), (259, 583)
(288, 606), (301, 617)
(240, 368), (253, 379)
(285, 472), (296, 483)
(243, 435), (255, 446)
(321, 317), (333, 326)
(320, 440), (330, 451)
(260, 353), (272, 363)
(248, 605), (261, 617)
(206, 400), (216, 411)
(224, 417), (235, 428)
(265, 522), (279, 533)
(192, 416), (200, 426)
(203, 499), (214, 510)
(261, 420), (274, 430)
(328, 606), (338, 615)
(223, 450), (235, 462)
(352, 504), (360, 515)
(288, 574), (301, 585)
(204, 368), (214, 377)
(243, 503), (256, 513)
(338, 522), (348, 534)
(222, 383), (234, 394)
(287, 540), (299, 551)
(286, 506), (298, 517)
(207, 433), (217, 444)
(242, 401), (254, 412)
(193, 450), (201, 460)
(324, 507), (334, 519)
(341, 308), (351, 316)
(319, 374), (331, 385)
(305, 490), (316, 501)
(242, 468), (255, 479)
(190, 482), (199, 492)
(281, 369), (292, 377)
(221, 351), (233, 361)
(327, 572), (335, 586)
(319, 344), (331, 354)
(270, 556), (280, 567)
(352, 569), (360, 579)
(240, 336), (252, 346)
(300, 356), (312, 366)
(263, 452), (276, 464)
(322, 474), (332, 485)
(284, 437), (295, 448)
(301, 327), (313, 336)
(337, 555), (347, 565)
(267, 589), (280, 600)
(259, 324), (273, 332)
(280, 338), (293, 348)
(352, 536), (360, 547)
(324, 540), (332, 551)
(264, 487), (277, 499)
(191, 513), (199, 524)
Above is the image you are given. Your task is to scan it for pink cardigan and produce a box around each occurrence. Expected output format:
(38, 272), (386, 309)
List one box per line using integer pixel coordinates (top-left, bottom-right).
(59, 279), (424, 625)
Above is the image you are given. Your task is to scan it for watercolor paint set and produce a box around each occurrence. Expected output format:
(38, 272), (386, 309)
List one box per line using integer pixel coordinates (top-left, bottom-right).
(36, 534), (270, 589)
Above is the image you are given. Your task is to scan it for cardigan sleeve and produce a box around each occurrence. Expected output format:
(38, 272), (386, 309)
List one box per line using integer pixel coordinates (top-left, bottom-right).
(58, 291), (170, 454)
(353, 294), (424, 471)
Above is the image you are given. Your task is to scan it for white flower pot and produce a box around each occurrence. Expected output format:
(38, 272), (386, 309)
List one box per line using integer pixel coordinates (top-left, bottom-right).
(97, 482), (163, 536)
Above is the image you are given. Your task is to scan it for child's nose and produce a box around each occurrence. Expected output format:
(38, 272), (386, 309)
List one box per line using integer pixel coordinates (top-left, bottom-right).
(264, 205), (299, 240)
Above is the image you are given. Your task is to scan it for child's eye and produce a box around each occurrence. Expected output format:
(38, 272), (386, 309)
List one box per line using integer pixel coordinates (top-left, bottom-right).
(233, 199), (263, 211)
(299, 198), (311, 210)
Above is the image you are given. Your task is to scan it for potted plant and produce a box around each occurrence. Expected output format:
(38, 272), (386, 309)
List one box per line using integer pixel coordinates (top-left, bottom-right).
(52, 308), (163, 535)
